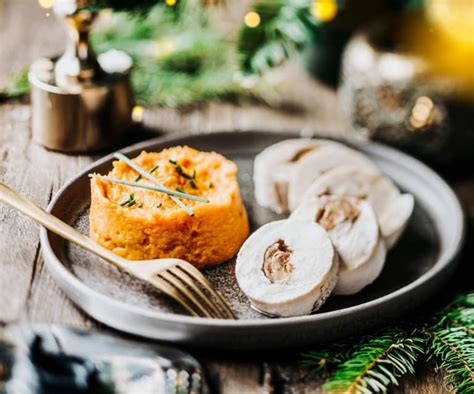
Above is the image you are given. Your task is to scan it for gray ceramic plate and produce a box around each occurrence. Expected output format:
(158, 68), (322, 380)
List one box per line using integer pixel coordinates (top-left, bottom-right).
(40, 131), (464, 349)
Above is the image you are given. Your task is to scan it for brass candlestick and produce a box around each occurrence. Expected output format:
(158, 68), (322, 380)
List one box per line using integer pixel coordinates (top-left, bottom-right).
(29, 1), (134, 153)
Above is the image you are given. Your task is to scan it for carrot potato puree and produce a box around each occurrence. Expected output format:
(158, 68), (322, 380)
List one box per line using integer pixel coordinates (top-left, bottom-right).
(89, 146), (249, 269)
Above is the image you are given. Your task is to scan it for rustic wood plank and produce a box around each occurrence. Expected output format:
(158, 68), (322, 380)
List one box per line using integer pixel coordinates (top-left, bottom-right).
(206, 361), (266, 394)
(0, 102), (49, 322)
(0, 101), (94, 326)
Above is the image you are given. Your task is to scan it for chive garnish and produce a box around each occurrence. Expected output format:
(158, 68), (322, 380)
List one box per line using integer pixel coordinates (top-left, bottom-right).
(134, 164), (157, 182)
(169, 159), (195, 180)
(91, 174), (209, 203)
(156, 203), (162, 208)
(120, 193), (136, 207)
(113, 153), (199, 216)
(190, 180), (197, 189)
(176, 187), (185, 193)
(137, 202), (143, 208)
(209, 181), (213, 188)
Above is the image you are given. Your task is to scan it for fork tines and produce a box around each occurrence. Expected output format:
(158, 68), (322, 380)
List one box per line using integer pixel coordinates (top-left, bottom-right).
(154, 262), (236, 320)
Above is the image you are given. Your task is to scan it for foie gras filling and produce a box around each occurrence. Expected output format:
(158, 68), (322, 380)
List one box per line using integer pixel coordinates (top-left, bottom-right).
(262, 239), (294, 283)
(315, 196), (360, 230)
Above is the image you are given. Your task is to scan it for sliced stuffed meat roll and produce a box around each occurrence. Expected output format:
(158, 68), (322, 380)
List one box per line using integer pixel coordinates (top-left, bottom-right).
(334, 239), (386, 295)
(287, 144), (379, 211)
(301, 165), (414, 249)
(253, 139), (326, 214)
(291, 195), (380, 270)
(291, 195), (386, 295)
(235, 219), (338, 317)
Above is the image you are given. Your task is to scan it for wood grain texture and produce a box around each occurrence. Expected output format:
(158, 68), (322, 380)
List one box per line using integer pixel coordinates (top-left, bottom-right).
(0, 1), (469, 393)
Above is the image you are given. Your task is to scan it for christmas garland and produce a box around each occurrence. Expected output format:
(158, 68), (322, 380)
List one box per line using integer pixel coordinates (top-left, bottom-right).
(1, 1), (251, 106)
(238, 0), (318, 75)
(91, 1), (250, 107)
(1, 0), (429, 103)
(302, 291), (474, 393)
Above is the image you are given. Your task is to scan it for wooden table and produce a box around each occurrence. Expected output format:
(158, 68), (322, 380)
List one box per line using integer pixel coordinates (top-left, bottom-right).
(1, 1), (473, 392)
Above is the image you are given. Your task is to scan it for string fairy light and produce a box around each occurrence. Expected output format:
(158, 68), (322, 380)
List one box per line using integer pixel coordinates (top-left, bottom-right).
(38, 0), (55, 8)
(409, 96), (435, 130)
(312, 0), (338, 22)
(131, 105), (144, 123)
(244, 11), (261, 28)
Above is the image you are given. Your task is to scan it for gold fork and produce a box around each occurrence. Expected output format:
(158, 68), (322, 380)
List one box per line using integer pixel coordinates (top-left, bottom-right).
(0, 183), (235, 319)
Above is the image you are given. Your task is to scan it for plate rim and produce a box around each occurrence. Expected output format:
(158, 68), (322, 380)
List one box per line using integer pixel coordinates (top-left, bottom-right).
(40, 131), (465, 329)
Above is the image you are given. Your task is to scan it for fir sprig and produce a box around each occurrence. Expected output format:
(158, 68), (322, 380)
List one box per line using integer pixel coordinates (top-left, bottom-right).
(238, 0), (318, 75)
(92, 2), (249, 107)
(302, 291), (474, 393)
(426, 326), (474, 394)
(301, 341), (354, 374)
(0, 68), (29, 98)
(322, 328), (424, 393)
(424, 293), (474, 393)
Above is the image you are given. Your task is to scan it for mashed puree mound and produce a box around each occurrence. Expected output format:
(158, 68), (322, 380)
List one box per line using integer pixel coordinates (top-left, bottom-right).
(89, 146), (249, 268)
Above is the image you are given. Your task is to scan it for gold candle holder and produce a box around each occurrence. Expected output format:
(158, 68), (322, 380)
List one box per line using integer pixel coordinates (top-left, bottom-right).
(29, 1), (134, 153)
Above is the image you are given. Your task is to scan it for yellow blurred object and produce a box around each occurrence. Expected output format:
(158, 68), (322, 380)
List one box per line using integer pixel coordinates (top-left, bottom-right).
(131, 105), (144, 123)
(38, 0), (55, 8)
(244, 11), (261, 28)
(402, 0), (474, 96)
(312, 0), (338, 22)
(166, 0), (177, 6)
(427, 0), (474, 46)
(409, 96), (435, 130)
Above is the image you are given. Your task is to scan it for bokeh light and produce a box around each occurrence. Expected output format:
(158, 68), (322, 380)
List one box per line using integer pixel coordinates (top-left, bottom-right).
(131, 105), (144, 123)
(166, 0), (177, 7)
(38, 0), (55, 8)
(427, 0), (474, 46)
(244, 11), (261, 28)
(409, 96), (435, 130)
(312, 0), (338, 22)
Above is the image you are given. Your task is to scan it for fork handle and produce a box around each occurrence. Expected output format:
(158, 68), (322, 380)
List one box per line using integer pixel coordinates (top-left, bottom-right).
(0, 182), (124, 268)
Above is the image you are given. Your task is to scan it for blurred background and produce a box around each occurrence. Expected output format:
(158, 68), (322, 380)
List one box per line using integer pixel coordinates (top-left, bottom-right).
(0, 0), (473, 168)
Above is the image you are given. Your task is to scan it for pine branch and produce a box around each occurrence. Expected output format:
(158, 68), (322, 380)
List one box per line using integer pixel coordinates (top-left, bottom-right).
(426, 326), (474, 394)
(238, 0), (318, 75)
(425, 291), (474, 394)
(0, 68), (29, 98)
(301, 341), (355, 374)
(92, 3), (250, 107)
(322, 328), (424, 393)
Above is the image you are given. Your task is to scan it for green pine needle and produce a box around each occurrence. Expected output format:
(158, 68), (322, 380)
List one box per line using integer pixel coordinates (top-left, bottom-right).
(426, 326), (474, 394)
(321, 328), (424, 393)
(0, 68), (29, 97)
(92, 2), (250, 107)
(425, 292), (474, 393)
(302, 292), (474, 393)
(238, 0), (318, 74)
(301, 341), (354, 374)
